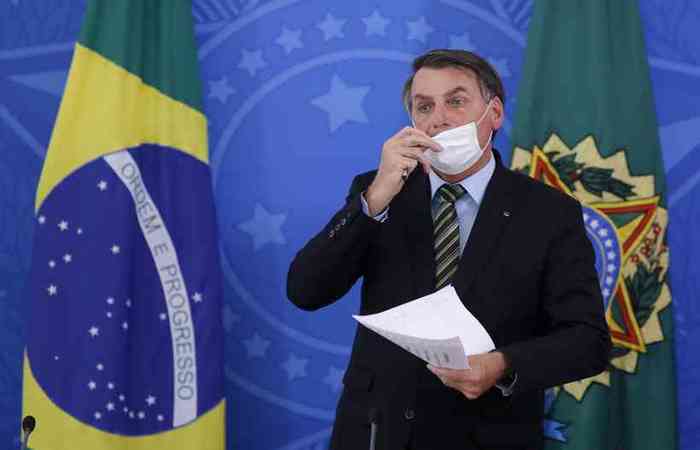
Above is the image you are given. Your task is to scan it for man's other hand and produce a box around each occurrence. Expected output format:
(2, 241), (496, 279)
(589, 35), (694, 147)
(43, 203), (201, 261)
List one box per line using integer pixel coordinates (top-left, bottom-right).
(428, 351), (507, 399)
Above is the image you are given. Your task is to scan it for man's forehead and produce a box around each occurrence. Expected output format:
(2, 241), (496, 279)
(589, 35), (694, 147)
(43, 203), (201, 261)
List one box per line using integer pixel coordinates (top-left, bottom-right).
(411, 66), (479, 98)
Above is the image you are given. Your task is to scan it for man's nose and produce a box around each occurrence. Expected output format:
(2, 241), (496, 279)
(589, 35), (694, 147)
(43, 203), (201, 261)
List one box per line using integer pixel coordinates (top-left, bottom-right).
(430, 106), (451, 134)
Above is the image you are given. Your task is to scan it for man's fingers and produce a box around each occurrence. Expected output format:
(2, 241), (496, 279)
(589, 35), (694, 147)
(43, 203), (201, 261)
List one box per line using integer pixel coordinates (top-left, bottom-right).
(396, 157), (418, 180)
(428, 364), (489, 400)
(429, 365), (482, 384)
(398, 147), (427, 161)
(463, 391), (480, 400)
(402, 135), (442, 152)
(404, 127), (433, 140)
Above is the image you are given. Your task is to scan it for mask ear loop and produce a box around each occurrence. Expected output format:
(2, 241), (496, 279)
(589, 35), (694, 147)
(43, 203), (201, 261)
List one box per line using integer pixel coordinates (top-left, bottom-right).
(475, 98), (494, 152)
(476, 99), (493, 127)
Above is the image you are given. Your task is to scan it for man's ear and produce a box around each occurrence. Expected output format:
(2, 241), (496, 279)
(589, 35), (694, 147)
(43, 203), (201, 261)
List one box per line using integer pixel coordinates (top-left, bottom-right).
(490, 96), (505, 130)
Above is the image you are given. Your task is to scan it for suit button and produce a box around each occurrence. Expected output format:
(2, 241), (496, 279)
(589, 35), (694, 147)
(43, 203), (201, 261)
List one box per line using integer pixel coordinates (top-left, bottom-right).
(404, 409), (415, 420)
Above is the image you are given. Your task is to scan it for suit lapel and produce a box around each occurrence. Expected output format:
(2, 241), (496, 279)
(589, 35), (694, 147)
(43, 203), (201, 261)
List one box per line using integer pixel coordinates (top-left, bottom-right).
(454, 155), (517, 295)
(394, 171), (436, 298)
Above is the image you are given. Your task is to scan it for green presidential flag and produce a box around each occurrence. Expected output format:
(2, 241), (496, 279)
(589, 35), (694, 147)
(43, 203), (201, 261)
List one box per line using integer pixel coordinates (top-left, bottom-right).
(510, 1), (677, 449)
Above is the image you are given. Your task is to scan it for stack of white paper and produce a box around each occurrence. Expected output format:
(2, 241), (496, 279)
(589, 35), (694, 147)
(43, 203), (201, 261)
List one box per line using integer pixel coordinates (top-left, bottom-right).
(353, 285), (495, 369)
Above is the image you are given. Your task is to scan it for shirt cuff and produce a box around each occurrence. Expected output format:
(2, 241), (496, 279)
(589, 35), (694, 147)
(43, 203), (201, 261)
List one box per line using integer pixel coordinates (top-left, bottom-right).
(360, 191), (389, 223)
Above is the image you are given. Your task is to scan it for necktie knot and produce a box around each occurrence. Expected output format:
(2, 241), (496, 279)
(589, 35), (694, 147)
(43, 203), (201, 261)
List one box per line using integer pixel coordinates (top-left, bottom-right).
(436, 184), (467, 204)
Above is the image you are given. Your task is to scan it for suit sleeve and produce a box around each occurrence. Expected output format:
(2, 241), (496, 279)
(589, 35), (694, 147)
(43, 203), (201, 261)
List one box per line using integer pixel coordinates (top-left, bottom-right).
(498, 197), (612, 394)
(286, 174), (381, 311)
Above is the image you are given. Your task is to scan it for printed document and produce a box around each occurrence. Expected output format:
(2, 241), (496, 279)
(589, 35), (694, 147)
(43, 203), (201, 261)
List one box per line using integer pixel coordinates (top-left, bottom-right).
(353, 285), (495, 369)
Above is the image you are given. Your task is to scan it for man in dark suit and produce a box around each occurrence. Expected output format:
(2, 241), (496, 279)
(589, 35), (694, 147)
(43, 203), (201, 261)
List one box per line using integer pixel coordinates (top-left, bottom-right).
(287, 49), (610, 450)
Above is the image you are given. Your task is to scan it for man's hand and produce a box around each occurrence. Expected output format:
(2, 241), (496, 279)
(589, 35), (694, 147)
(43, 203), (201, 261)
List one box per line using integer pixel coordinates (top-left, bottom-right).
(428, 351), (507, 400)
(365, 127), (441, 215)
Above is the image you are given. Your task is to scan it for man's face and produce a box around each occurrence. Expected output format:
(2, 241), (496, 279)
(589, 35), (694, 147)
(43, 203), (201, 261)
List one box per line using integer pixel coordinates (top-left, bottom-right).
(410, 66), (495, 140)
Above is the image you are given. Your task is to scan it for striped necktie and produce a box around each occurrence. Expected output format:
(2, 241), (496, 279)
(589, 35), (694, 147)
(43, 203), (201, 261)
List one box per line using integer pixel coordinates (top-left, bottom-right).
(434, 183), (467, 290)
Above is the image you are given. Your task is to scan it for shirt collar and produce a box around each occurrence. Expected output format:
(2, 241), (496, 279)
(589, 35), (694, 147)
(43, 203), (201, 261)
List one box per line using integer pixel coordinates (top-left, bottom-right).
(428, 152), (496, 205)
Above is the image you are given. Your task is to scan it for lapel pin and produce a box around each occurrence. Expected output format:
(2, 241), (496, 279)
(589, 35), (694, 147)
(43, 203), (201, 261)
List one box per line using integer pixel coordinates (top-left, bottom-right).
(503, 210), (511, 217)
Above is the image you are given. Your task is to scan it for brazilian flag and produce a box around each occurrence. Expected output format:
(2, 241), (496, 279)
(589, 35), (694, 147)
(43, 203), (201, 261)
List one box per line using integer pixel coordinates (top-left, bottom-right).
(510, 1), (677, 449)
(22, 1), (225, 449)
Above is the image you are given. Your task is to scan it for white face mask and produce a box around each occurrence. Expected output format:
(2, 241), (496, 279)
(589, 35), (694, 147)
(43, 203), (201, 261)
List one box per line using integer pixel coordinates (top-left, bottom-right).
(419, 101), (493, 176)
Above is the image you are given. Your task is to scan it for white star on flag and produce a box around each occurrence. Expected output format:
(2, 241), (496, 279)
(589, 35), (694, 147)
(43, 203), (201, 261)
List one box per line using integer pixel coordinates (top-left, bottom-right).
(146, 395), (156, 406)
(47, 285), (57, 295)
(111, 245), (120, 254)
(122, 321), (129, 330)
(63, 253), (72, 263)
(38, 215), (46, 224)
(192, 292), (203, 303)
(108, 382), (115, 390)
(106, 297), (114, 305)
(106, 402), (115, 411)
(48, 260), (56, 268)
(96, 363), (104, 371)
(88, 381), (97, 390)
(159, 313), (167, 321)
(88, 326), (99, 337)
(58, 220), (69, 231)
(97, 180), (108, 191)
(94, 412), (102, 420)
(138, 411), (145, 419)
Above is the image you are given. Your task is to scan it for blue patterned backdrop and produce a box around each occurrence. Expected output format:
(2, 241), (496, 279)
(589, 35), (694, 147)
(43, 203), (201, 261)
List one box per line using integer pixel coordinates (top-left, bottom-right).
(0, 1), (698, 449)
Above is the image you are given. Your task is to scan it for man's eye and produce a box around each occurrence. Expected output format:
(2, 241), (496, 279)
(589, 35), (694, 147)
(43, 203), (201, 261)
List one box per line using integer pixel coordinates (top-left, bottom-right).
(417, 104), (432, 113)
(448, 97), (465, 107)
